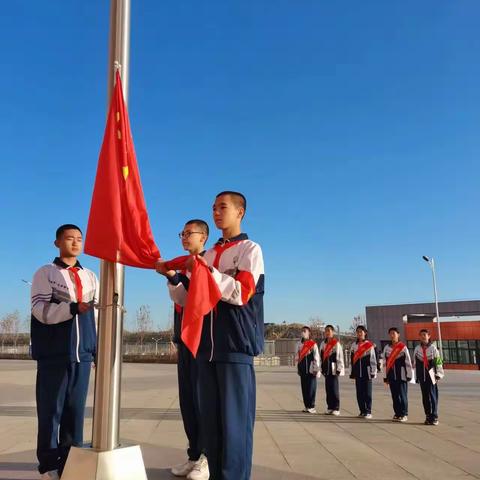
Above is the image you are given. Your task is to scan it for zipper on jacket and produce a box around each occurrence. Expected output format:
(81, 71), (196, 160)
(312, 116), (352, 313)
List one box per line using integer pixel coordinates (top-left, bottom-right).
(75, 315), (80, 363)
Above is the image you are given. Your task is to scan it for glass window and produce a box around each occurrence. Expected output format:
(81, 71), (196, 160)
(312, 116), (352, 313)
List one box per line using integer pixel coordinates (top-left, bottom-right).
(449, 349), (458, 363)
(449, 340), (457, 348)
(458, 349), (470, 364)
(458, 340), (468, 349)
(443, 349), (450, 363)
(468, 340), (476, 348)
(442, 341), (449, 349)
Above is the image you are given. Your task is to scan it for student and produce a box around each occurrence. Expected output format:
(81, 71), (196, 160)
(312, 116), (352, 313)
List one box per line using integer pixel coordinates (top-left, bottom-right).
(382, 327), (413, 422)
(156, 220), (210, 480)
(30, 225), (98, 480)
(349, 326), (377, 419)
(296, 326), (320, 414)
(194, 191), (264, 480)
(319, 325), (344, 416)
(413, 329), (444, 426)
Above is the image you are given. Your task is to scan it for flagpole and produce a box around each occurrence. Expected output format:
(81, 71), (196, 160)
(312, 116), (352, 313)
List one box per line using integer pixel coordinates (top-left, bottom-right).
(91, 0), (130, 451)
(62, 1), (147, 477)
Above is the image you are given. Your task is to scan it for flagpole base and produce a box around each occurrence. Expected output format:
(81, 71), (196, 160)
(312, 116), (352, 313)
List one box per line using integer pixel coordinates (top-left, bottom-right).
(62, 445), (148, 480)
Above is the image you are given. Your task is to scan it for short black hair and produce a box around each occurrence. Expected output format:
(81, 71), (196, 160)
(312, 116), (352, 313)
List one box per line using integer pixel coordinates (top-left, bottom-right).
(325, 324), (335, 331)
(216, 191), (247, 213)
(419, 329), (430, 335)
(185, 219), (209, 237)
(388, 327), (400, 334)
(56, 224), (82, 239)
(356, 325), (368, 334)
(301, 325), (311, 332)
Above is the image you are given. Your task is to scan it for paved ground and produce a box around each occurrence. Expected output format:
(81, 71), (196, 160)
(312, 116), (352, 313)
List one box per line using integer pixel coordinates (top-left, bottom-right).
(0, 360), (479, 480)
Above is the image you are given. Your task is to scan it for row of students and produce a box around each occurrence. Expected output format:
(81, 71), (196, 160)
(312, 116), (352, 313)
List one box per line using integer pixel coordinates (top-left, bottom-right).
(296, 325), (444, 425)
(156, 191), (265, 480)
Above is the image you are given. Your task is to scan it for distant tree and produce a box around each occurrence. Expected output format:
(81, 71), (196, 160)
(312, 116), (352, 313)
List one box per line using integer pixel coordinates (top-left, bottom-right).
(350, 314), (366, 333)
(136, 305), (153, 347)
(0, 311), (21, 347)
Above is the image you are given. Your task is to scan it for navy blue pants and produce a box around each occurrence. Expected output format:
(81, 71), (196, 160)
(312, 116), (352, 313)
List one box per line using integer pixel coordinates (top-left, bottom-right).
(420, 380), (439, 420)
(177, 342), (201, 461)
(300, 373), (317, 409)
(355, 378), (372, 415)
(36, 361), (91, 474)
(325, 375), (340, 410)
(389, 380), (408, 417)
(197, 361), (256, 480)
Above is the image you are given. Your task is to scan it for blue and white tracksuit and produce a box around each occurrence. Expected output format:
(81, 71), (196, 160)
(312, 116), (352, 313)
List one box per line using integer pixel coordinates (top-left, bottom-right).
(30, 257), (98, 475)
(296, 340), (320, 409)
(349, 341), (377, 415)
(382, 343), (413, 418)
(181, 233), (264, 480)
(319, 339), (345, 411)
(413, 343), (444, 421)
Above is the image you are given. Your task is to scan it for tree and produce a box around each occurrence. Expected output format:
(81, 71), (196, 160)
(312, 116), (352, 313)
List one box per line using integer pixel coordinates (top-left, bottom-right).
(0, 311), (21, 347)
(350, 314), (366, 333)
(136, 305), (153, 347)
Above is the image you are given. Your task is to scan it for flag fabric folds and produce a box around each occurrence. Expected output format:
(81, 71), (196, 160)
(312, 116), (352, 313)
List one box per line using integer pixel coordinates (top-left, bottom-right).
(166, 255), (222, 357)
(85, 71), (160, 268)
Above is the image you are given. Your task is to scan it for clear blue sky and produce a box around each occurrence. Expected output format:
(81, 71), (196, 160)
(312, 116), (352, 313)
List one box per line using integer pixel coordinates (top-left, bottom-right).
(1, 1), (479, 331)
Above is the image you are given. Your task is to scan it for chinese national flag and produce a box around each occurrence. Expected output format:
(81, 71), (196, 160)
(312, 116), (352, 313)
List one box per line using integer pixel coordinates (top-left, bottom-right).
(166, 255), (222, 357)
(85, 71), (160, 268)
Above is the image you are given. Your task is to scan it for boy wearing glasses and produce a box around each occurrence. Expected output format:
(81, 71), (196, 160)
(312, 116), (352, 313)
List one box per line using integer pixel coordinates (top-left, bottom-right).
(156, 220), (210, 480)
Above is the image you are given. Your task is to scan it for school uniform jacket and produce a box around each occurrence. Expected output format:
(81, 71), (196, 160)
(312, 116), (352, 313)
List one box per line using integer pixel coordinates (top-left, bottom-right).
(382, 343), (413, 383)
(413, 343), (445, 383)
(319, 338), (345, 376)
(167, 234), (265, 364)
(296, 340), (321, 377)
(349, 340), (377, 380)
(30, 257), (98, 363)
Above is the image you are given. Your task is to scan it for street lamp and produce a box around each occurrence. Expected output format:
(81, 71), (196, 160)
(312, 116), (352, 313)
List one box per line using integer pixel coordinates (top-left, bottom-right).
(422, 256), (443, 357)
(151, 337), (161, 356)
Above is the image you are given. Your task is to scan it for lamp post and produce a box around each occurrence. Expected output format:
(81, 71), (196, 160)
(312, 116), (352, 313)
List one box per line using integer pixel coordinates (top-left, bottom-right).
(422, 256), (443, 357)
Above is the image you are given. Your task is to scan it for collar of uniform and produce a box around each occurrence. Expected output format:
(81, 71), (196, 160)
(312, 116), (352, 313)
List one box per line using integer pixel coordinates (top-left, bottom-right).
(216, 233), (248, 246)
(53, 257), (83, 269)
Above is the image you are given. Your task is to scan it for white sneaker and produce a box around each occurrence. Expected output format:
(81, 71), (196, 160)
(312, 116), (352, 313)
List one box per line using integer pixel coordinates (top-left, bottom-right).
(187, 455), (209, 480)
(171, 459), (196, 476)
(365, 414), (373, 419)
(40, 472), (60, 480)
(332, 410), (340, 416)
(399, 416), (408, 423)
(307, 408), (317, 414)
(325, 409), (333, 415)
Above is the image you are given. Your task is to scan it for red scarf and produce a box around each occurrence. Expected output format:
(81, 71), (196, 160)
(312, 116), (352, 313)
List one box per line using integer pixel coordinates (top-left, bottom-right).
(353, 340), (374, 365)
(68, 267), (83, 303)
(165, 255), (221, 357)
(298, 340), (316, 363)
(421, 344), (429, 369)
(322, 338), (338, 361)
(386, 342), (405, 374)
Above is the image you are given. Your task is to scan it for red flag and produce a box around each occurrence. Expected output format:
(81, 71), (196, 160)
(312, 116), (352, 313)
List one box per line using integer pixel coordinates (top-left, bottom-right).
(85, 71), (160, 268)
(164, 255), (222, 357)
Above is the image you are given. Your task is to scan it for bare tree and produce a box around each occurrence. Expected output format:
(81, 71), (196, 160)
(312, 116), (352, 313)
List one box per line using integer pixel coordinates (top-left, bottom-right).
(0, 311), (21, 347)
(350, 314), (366, 333)
(136, 305), (152, 347)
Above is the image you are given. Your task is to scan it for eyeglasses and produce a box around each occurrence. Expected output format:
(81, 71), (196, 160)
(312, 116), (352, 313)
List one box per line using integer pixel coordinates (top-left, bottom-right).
(178, 231), (204, 239)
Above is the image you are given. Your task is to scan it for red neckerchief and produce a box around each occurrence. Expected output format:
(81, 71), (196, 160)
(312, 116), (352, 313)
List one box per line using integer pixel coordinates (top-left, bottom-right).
(68, 267), (83, 302)
(421, 344), (429, 369)
(353, 340), (374, 365)
(322, 338), (338, 361)
(386, 342), (405, 374)
(298, 340), (316, 363)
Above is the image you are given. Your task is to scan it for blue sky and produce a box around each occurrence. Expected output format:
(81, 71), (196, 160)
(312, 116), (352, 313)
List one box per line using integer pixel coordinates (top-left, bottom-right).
(1, 1), (479, 331)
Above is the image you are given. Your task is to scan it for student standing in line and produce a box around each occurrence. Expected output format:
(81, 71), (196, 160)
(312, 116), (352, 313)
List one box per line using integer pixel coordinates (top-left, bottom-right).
(319, 325), (344, 416)
(349, 326), (377, 419)
(296, 326), (321, 414)
(382, 327), (413, 422)
(413, 329), (444, 426)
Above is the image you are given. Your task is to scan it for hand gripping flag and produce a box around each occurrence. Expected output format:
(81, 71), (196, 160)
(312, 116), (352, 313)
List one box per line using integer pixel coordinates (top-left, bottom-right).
(165, 255), (222, 357)
(85, 71), (160, 268)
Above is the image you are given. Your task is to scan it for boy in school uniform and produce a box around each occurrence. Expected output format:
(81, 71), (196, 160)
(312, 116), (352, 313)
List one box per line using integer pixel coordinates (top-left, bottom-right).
(296, 326), (321, 414)
(413, 329), (444, 426)
(382, 327), (413, 422)
(349, 325), (377, 419)
(319, 325), (344, 416)
(191, 191), (264, 480)
(30, 224), (98, 480)
(156, 220), (210, 480)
